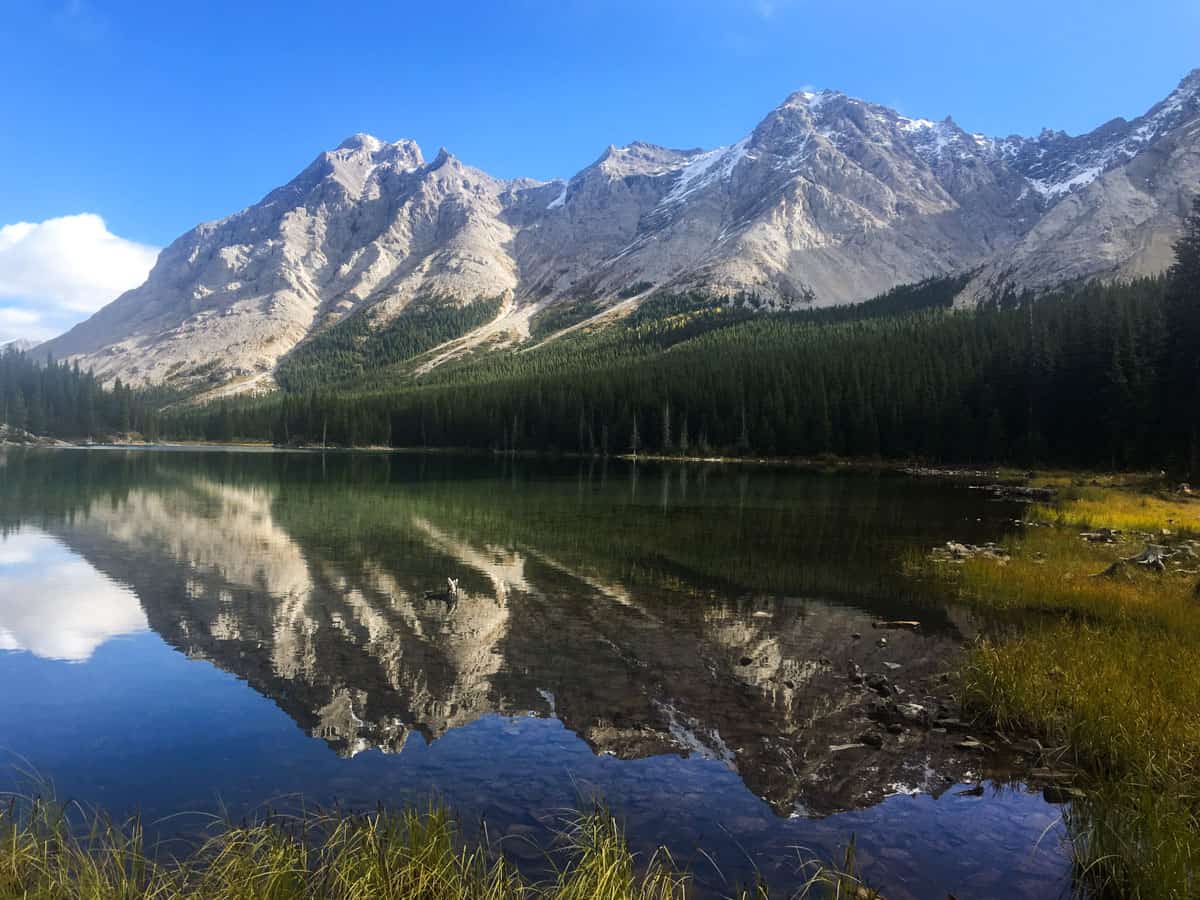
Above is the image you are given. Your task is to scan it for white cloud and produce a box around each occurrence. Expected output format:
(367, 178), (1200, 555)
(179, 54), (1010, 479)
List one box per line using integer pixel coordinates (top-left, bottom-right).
(0, 308), (55, 346)
(0, 214), (159, 327)
(0, 530), (147, 662)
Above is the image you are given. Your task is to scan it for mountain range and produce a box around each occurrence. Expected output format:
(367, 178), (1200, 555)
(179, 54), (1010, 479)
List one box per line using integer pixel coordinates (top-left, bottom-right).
(39, 69), (1200, 395)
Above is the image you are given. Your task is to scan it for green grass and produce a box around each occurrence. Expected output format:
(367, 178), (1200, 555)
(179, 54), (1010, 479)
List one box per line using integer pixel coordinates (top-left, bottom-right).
(920, 483), (1200, 898)
(0, 794), (880, 900)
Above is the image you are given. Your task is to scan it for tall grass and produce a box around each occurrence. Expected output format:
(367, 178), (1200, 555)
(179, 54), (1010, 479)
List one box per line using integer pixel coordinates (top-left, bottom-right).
(922, 485), (1200, 898)
(0, 796), (678, 900)
(0, 793), (881, 900)
(1027, 478), (1200, 535)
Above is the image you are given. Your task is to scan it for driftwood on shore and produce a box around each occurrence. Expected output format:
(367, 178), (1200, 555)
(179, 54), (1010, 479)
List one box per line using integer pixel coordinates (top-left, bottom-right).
(1096, 543), (1178, 578)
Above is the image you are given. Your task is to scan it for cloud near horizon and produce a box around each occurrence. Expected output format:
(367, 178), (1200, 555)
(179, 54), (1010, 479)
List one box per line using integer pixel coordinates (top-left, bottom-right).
(0, 213), (159, 344)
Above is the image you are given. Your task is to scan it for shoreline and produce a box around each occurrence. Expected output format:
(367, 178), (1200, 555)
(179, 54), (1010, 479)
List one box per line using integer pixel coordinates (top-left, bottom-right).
(4, 437), (1173, 486)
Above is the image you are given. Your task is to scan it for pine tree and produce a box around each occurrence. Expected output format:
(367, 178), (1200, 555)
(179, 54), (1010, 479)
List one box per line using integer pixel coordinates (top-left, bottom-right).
(1167, 195), (1200, 474)
(735, 401), (751, 456)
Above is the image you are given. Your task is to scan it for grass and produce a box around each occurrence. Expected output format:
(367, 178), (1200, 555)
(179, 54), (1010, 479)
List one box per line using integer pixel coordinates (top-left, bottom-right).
(1027, 482), (1200, 540)
(0, 793), (880, 900)
(919, 479), (1200, 898)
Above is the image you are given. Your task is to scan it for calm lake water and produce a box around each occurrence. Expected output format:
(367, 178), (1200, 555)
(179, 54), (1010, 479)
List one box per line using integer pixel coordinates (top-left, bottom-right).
(0, 449), (1072, 897)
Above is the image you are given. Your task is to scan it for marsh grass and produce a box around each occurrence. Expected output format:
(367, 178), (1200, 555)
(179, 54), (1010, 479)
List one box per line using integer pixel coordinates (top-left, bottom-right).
(920, 484), (1200, 897)
(1027, 477), (1200, 536)
(0, 795), (674, 900)
(0, 792), (881, 900)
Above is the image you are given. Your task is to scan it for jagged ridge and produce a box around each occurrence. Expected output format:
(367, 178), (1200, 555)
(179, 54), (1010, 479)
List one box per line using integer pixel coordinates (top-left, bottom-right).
(39, 68), (1200, 394)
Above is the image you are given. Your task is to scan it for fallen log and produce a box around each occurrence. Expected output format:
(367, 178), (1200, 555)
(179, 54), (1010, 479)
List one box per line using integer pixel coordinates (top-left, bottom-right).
(872, 620), (921, 631)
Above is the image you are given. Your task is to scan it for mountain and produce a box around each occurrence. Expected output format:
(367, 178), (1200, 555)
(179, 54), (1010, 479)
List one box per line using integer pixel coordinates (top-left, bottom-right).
(40, 69), (1200, 394)
(962, 68), (1200, 300)
(1, 339), (39, 353)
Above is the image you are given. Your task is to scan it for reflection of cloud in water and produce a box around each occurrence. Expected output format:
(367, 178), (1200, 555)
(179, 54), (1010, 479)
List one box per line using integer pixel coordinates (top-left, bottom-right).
(0, 530), (146, 662)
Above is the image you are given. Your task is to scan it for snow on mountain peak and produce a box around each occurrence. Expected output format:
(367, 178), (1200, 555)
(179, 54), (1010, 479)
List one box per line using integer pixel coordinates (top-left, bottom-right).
(793, 89), (838, 111)
(318, 135), (424, 197)
(337, 133), (385, 152)
(1017, 72), (1199, 199)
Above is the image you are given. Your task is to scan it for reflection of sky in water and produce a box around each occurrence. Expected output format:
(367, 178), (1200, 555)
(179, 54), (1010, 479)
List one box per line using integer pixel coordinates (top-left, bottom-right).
(0, 530), (146, 661)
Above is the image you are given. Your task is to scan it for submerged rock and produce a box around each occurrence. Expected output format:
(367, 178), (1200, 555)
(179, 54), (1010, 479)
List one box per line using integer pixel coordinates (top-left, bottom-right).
(1042, 785), (1086, 804)
(929, 541), (1011, 563)
(969, 484), (1056, 501)
(869, 699), (931, 729)
(866, 673), (892, 696)
(858, 731), (884, 748)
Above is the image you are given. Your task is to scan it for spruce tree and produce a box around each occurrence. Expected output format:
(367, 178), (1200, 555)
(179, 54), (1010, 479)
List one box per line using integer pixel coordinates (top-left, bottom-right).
(1167, 196), (1200, 474)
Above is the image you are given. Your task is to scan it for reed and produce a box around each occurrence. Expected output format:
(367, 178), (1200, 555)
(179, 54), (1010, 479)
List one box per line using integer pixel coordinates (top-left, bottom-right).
(0, 793), (881, 899)
(921, 482), (1200, 898)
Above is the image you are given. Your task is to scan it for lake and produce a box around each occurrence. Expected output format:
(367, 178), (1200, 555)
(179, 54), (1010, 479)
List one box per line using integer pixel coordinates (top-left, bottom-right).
(0, 448), (1072, 897)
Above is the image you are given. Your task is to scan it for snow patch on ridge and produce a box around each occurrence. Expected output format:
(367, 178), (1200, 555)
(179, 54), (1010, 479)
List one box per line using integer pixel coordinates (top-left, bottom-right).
(659, 137), (751, 206)
(1028, 164), (1105, 199)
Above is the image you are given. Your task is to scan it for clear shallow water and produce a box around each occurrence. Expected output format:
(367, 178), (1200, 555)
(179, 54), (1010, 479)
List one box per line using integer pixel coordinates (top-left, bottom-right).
(0, 449), (1072, 897)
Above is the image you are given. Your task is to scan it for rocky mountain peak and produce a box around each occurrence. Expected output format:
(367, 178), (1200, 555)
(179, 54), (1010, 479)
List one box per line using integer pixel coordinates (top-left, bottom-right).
(1172, 66), (1200, 96)
(428, 146), (456, 169)
(336, 132), (383, 152)
(328, 133), (423, 165)
(781, 88), (841, 110)
(38, 68), (1200, 394)
(583, 142), (697, 179)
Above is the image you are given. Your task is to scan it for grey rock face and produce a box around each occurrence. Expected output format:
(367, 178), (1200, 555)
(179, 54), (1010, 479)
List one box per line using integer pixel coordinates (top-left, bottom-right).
(40, 69), (1200, 391)
(963, 71), (1200, 301)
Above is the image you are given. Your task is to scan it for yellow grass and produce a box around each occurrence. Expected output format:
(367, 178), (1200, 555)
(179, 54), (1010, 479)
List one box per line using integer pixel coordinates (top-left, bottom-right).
(921, 482), (1200, 897)
(1023, 473), (1200, 535)
(0, 796), (880, 900)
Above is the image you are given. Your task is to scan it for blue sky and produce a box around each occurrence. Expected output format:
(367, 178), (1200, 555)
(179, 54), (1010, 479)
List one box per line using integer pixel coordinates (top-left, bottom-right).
(0, 0), (1197, 342)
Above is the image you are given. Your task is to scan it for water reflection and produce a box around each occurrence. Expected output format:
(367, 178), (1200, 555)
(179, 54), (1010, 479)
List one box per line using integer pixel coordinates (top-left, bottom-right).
(0, 450), (1018, 815)
(0, 450), (1071, 896)
(0, 530), (146, 661)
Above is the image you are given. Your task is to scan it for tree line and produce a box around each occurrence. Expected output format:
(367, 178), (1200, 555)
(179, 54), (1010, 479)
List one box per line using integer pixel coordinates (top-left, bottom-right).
(7, 199), (1200, 472)
(0, 352), (168, 441)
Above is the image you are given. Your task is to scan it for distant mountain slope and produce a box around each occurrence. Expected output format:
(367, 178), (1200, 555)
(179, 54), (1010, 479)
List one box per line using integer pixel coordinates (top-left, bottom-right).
(1, 339), (39, 353)
(39, 69), (1200, 393)
(961, 69), (1200, 300)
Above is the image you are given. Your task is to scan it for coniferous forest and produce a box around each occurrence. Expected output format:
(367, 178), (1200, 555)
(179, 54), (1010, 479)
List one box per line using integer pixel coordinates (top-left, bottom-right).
(0, 354), (166, 442)
(4, 199), (1200, 473)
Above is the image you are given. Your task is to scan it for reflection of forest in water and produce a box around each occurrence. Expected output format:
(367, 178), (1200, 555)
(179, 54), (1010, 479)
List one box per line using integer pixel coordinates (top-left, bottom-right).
(0, 449), (1024, 816)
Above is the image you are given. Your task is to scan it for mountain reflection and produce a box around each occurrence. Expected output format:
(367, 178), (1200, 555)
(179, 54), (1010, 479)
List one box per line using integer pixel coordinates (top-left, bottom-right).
(0, 450), (1018, 817)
